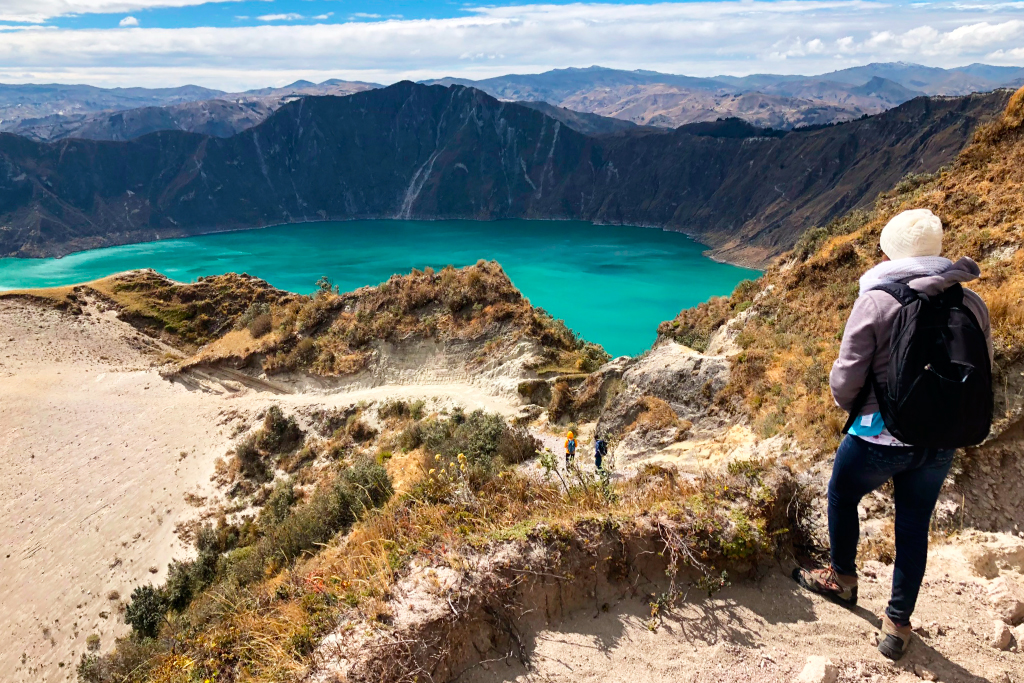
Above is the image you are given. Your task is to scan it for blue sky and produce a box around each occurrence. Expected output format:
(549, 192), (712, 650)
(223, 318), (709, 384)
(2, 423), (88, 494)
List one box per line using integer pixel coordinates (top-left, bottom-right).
(47, 1), (472, 29)
(0, 1), (1022, 89)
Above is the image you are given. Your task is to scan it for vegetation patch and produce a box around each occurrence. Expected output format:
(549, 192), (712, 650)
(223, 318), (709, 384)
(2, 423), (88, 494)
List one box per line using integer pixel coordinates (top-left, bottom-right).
(175, 261), (610, 378)
(659, 87), (1024, 454)
(80, 398), (793, 683)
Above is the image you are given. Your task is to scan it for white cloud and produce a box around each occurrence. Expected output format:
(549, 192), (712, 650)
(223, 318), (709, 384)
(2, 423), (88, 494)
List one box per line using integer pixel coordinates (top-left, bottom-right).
(0, 0), (248, 24)
(0, 1), (1020, 88)
(841, 19), (1024, 55)
(351, 13), (382, 19)
(257, 14), (306, 22)
(312, 13), (334, 21)
(119, 16), (139, 27)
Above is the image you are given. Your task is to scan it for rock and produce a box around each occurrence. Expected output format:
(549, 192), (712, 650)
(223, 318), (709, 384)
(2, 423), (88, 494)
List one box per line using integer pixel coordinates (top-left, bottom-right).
(596, 341), (730, 435)
(988, 576), (1024, 625)
(913, 663), (938, 681)
(795, 656), (839, 683)
(1014, 624), (1024, 650)
(991, 620), (1013, 650)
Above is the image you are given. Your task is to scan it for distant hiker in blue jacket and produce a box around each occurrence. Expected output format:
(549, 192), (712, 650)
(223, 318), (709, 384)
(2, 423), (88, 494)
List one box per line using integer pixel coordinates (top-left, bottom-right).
(793, 209), (993, 661)
(594, 436), (608, 471)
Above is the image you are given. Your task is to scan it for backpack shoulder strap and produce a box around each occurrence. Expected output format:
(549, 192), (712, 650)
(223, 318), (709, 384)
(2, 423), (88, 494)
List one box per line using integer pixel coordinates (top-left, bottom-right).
(869, 282), (919, 307)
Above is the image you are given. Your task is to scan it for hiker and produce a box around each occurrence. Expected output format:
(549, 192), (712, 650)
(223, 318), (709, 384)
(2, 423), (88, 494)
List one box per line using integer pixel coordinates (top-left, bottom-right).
(594, 435), (608, 471)
(793, 209), (993, 661)
(564, 430), (577, 468)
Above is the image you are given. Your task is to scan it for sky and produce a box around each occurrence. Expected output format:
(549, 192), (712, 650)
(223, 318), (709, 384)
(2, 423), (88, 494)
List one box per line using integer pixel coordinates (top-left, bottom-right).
(0, 0), (1022, 90)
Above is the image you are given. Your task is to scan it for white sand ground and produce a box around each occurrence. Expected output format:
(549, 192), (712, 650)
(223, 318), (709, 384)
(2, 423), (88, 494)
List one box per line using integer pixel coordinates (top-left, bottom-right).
(0, 298), (519, 682)
(463, 537), (1024, 683)
(4, 295), (1023, 683)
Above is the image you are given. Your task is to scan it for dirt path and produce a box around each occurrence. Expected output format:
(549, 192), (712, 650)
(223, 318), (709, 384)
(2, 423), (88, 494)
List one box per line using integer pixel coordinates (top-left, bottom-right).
(463, 537), (1024, 683)
(0, 299), (521, 682)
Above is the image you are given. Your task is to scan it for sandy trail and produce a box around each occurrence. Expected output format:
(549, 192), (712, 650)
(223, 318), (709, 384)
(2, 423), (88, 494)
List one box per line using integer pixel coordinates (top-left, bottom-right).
(0, 299), (519, 682)
(463, 540), (1024, 683)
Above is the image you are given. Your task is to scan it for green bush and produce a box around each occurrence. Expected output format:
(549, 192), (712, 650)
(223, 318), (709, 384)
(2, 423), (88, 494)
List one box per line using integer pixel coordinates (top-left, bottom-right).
(124, 585), (164, 639)
(497, 424), (541, 465)
(234, 434), (267, 480)
(228, 459), (392, 586)
(258, 479), (297, 528)
(163, 560), (196, 612)
(234, 407), (304, 480)
(237, 302), (271, 331)
(256, 406), (303, 454)
(378, 398), (411, 420)
(421, 409), (539, 468)
(77, 635), (161, 683)
(397, 421), (424, 451)
(76, 654), (102, 683)
(576, 342), (611, 371)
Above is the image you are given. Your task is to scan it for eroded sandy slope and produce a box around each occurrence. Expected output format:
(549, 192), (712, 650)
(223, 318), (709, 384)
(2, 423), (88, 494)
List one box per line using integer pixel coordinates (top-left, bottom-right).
(0, 298), (521, 682)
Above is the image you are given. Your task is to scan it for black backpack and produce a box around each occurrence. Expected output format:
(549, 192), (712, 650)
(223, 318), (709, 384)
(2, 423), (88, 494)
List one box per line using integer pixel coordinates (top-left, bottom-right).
(844, 282), (993, 448)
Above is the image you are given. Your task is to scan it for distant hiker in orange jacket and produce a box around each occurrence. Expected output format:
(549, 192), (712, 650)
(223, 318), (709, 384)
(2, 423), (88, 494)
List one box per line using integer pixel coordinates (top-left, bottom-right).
(564, 431), (577, 468)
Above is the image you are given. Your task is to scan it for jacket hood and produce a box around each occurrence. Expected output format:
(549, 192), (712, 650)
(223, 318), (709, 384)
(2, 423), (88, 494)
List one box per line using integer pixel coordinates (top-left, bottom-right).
(859, 255), (980, 294)
(907, 256), (981, 296)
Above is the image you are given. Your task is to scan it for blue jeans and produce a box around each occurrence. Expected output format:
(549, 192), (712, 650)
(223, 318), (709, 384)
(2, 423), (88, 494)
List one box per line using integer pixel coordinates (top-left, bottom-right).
(828, 435), (954, 625)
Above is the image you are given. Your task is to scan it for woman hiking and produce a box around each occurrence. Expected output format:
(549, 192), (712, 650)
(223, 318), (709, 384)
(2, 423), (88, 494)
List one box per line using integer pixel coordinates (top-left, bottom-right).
(564, 430), (577, 468)
(793, 209), (994, 661)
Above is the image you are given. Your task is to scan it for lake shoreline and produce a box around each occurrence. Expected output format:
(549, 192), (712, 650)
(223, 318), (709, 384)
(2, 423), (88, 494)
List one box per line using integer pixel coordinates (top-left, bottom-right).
(0, 219), (760, 357)
(1, 216), (765, 270)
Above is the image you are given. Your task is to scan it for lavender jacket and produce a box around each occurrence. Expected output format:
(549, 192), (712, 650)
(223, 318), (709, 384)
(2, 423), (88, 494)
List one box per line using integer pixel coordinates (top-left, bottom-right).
(829, 257), (994, 416)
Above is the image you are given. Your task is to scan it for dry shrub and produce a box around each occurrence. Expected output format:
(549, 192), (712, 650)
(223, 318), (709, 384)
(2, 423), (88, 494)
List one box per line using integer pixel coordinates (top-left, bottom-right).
(986, 275), (1024, 350)
(626, 396), (684, 435)
(859, 520), (896, 564)
(549, 380), (573, 421)
(346, 413), (378, 443)
(286, 337), (317, 369)
(249, 313), (273, 338)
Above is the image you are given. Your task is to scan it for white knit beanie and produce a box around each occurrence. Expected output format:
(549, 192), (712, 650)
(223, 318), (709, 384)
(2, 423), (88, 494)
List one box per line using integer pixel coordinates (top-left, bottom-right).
(879, 209), (943, 260)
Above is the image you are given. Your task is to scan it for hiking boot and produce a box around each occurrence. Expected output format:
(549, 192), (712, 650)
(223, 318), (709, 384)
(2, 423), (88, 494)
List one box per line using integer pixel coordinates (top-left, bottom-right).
(792, 566), (858, 606)
(877, 614), (912, 661)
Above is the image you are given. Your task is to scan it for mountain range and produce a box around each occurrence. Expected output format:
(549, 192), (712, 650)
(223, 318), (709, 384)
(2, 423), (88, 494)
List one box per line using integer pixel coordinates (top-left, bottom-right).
(424, 63), (1024, 128)
(1, 80), (378, 143)
(1, 62), (1021, 144)
(0, 81), (1008, 266)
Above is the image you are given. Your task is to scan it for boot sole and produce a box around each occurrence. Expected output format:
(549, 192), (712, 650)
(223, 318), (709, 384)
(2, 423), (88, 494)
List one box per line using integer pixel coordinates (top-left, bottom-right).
(791, 567), (859, 607)
(877, 634), (908, 661)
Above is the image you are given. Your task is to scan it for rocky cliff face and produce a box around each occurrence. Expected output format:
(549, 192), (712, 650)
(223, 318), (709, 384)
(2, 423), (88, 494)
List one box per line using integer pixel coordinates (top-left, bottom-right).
(0, 82), (1009, 263)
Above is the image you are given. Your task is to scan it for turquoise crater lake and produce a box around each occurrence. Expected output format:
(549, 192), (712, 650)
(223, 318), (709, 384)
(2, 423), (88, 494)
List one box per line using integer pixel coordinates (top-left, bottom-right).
(0, 220), (759, 357)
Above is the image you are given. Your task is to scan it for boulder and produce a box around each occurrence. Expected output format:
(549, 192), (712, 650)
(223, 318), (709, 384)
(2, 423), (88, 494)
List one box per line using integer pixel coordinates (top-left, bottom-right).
(990, 620), (1012, 650)
(596, 341), (729, 438)
(1014, 624), (1024, 651)
(795, 656), (839, 683)
(988, 576), (1024, 625)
